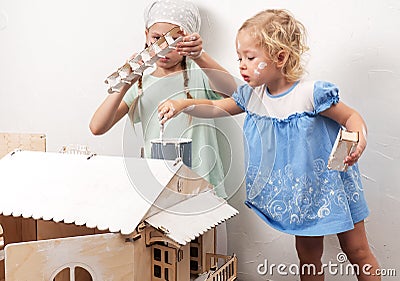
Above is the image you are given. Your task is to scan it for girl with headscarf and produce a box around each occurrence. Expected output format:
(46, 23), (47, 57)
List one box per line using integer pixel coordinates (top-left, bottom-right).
(90, 0), (236, 200)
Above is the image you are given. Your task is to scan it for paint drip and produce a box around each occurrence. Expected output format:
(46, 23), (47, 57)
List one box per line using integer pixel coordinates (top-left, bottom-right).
(183, 104), (195, 112)
(254, 62), (267, 75)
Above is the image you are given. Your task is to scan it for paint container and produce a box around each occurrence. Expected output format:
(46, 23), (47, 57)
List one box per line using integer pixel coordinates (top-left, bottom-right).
(150, 138), (192, 167)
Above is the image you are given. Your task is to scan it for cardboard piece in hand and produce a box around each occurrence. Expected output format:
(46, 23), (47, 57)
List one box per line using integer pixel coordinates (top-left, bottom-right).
(328, 129), (359, 172)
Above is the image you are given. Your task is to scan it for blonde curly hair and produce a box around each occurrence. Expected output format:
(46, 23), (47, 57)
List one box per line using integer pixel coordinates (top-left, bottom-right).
(239, 9), (309, 82)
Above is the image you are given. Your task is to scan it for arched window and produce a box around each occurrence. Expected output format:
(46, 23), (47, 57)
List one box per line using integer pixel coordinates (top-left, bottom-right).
(50, 263), (95, 281)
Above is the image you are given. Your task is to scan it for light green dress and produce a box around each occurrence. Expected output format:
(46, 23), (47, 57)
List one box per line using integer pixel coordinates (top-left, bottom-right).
(123, 59), (227, 198)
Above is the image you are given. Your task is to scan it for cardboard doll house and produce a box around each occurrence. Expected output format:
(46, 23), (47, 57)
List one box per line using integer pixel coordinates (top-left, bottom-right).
(0, 150), (238, 281)
(0, 132), (46, 159)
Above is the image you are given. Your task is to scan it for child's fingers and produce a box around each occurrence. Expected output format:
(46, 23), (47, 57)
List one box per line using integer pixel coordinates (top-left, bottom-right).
(182, 33), (201, 43)
(344, 148), (362, 166)
(158, 101), (177, 124)
(178, 33), (203, 54)
(159, 110), (174, 125)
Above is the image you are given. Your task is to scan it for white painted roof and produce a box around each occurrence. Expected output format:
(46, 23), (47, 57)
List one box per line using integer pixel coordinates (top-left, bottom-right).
(145, 191), (239, 245)
(0, 151), (238, 238)
(0, 150), (182, 235)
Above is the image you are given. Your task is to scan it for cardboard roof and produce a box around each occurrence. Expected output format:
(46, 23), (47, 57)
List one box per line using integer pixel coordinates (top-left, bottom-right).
(0, 150), (238, 239)
(145, 191), (238, 245)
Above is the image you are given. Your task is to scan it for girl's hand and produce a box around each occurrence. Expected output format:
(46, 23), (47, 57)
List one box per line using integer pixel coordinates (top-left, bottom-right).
(176, 32), (203, 60)
(158, 100), (186, 125)
(344, 142), (366, 166)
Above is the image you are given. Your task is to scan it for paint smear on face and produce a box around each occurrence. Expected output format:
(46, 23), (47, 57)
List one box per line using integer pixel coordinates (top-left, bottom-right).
(258, 62), (267, 69)
(254, 62), (267, 75)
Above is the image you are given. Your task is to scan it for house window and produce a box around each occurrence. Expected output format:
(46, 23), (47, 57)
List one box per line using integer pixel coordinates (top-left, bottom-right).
(151, 244), (176, 281)
(190, 237), (202, 274)
(51, 263), (95, 281)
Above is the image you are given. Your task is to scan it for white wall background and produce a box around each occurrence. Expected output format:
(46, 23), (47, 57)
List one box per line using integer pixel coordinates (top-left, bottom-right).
(1, 0), (399, 280)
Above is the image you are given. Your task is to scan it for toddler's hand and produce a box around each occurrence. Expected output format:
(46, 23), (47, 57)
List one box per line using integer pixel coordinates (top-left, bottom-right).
(158, 100), (183, 125)
(344, 142), (365, 166)
(177, 32), (203, 59)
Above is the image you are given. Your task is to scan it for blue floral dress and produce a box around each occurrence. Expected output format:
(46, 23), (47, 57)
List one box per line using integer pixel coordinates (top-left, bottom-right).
(232, 80), (369, 236)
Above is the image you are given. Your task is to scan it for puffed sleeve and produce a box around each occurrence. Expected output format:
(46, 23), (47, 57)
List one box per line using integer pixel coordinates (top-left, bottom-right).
(313, 81), (340, 114)
(232, 84), (253, 111)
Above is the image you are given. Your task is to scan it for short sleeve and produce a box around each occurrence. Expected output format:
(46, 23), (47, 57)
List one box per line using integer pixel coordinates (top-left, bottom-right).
(123, 84), (141, 124)
(232, 84), (253, 111)
(186, 59), (223, 101)
(122, 84), (139, 108)
(203, 81), (223, 101)
(313, 81), (340, 113)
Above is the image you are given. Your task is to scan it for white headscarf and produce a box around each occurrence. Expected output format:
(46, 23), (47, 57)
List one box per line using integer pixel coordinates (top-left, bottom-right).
(144, 0), (201, 34)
